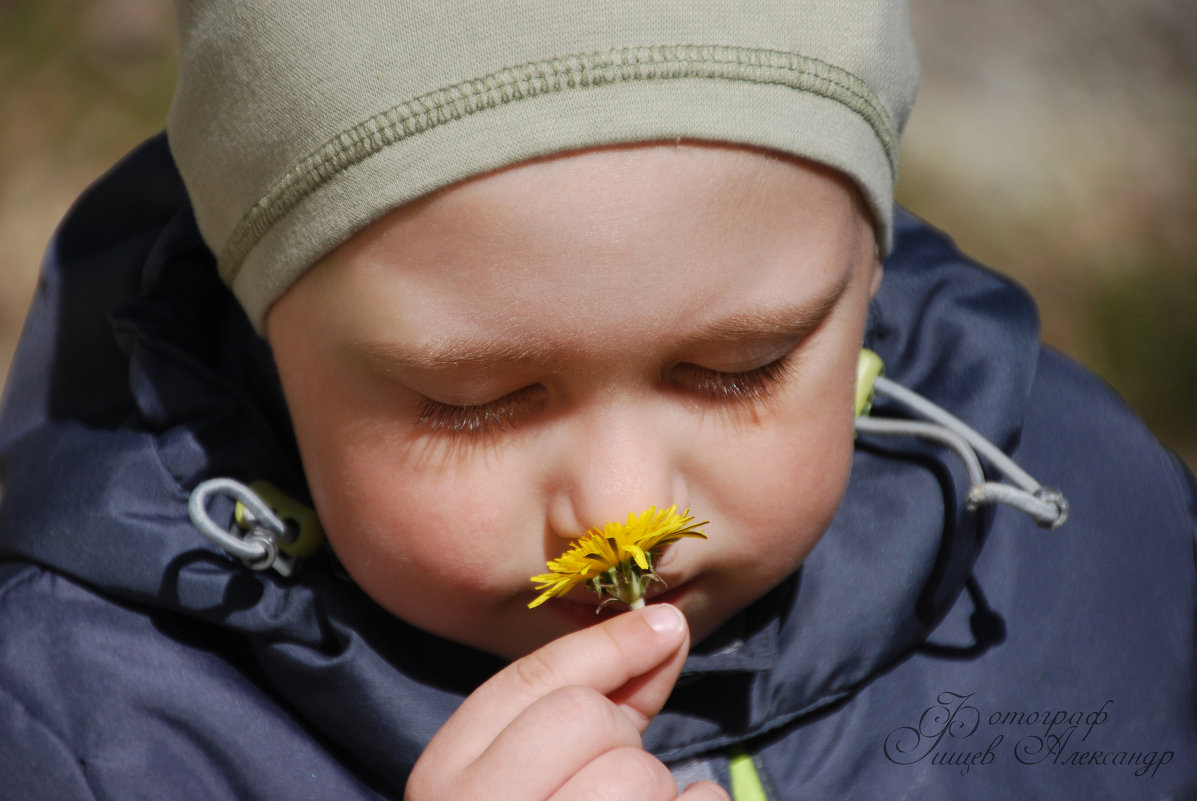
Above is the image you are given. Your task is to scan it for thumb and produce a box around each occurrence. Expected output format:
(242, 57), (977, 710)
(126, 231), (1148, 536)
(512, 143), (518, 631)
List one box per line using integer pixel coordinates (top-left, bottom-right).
(427, 603), (690, 768)
(605, 604), (691, 730)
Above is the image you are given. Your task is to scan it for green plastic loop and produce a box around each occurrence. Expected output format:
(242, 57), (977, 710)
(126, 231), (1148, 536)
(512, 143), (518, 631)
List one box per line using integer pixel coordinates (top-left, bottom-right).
(855, 347), (884, 417)
(234, 481), (325, 558)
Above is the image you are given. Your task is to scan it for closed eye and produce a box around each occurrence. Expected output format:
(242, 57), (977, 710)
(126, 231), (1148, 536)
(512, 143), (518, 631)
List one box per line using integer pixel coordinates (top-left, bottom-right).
(416, 385), (546, 436)
(415, 351), (796, 437)
(670, 353), (794, 402)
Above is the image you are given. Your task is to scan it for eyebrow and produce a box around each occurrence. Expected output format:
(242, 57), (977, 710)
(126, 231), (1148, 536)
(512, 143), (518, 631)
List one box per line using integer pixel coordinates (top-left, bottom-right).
(350, 268), (854, 371)
(352, 336), (558, 371)
(677, 271), (851, 349)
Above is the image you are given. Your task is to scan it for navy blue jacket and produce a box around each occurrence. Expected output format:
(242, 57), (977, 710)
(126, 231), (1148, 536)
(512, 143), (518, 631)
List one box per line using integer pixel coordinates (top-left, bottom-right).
(1, 135), (1194, 799)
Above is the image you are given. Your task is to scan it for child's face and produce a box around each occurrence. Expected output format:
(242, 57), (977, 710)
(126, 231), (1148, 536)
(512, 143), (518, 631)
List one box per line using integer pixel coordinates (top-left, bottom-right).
(266, 143), (880, 660)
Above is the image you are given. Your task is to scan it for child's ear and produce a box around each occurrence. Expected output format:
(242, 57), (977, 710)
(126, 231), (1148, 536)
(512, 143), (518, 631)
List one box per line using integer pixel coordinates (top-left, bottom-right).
(868, 242), (884, 298)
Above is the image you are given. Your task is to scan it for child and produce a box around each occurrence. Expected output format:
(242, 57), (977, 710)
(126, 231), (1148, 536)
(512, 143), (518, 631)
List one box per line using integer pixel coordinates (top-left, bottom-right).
(0, 2), (1193, 799)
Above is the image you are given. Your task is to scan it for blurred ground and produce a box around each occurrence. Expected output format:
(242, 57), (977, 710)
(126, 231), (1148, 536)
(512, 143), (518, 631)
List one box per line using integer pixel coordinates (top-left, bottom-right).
(1, 0), (1194, 470)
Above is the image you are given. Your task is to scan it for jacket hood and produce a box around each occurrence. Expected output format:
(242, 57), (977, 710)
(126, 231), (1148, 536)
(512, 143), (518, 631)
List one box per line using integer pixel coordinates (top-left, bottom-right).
(0, 135), (1040, 789)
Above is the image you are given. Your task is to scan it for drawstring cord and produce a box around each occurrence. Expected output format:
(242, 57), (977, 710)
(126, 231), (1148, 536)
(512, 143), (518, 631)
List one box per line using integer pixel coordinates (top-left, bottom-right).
(854, 355), (1069, 529)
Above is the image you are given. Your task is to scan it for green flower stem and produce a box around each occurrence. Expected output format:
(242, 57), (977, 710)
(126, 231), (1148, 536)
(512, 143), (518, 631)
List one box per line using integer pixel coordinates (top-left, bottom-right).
(590, 556), (658, 610)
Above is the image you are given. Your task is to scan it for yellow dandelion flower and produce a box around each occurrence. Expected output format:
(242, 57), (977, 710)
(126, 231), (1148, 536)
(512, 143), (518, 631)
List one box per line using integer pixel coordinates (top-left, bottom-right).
(528, 506), (707, 611)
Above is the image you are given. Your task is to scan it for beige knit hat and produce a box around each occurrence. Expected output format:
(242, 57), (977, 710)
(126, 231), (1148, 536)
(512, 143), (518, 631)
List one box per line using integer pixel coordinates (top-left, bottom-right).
(168, 2), (919, 332)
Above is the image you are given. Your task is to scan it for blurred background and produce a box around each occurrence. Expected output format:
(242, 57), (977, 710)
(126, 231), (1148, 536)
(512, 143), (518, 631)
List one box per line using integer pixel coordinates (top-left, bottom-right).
(1, 0), (1194, 470)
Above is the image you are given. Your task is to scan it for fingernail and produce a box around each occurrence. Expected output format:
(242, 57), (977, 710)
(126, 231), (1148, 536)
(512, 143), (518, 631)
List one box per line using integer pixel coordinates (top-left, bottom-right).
(642, 603), (685, 636)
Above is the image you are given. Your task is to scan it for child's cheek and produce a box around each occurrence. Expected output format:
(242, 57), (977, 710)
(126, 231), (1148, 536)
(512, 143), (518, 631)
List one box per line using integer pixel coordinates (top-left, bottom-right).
(325, 469), (515, 580)
(705, 389), (855, 509)
(318, 501), (516, 635)
(701, 401), (856, 573)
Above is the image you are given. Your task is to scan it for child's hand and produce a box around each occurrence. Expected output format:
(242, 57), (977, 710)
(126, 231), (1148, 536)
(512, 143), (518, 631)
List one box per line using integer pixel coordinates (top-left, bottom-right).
(405, 604), (730, 801)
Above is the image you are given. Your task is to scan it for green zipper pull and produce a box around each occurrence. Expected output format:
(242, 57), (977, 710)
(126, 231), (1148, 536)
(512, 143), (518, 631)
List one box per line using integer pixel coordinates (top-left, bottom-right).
(728, 747), (769, 801)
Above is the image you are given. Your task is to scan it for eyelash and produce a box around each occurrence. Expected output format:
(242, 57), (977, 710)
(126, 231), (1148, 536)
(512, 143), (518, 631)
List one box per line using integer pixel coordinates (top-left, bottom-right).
(415, 354), (794, 437)
(416, 386), (545, 436)
(670, 354), (794, 402)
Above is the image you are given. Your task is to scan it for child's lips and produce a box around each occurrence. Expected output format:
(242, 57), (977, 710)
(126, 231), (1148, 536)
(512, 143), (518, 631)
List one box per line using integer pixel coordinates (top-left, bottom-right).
(550, 575), (696, 624)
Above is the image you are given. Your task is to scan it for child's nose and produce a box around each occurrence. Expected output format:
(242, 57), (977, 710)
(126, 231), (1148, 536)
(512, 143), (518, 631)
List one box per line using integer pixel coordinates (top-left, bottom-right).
(545, 405), (690, 539)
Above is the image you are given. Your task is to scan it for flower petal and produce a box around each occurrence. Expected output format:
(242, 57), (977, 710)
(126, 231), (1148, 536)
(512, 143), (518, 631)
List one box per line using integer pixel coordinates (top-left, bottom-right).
(528, 506), (708, 610)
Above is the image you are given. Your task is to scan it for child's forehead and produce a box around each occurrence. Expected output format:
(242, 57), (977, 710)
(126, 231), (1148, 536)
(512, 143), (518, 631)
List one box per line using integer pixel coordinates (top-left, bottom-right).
(289, 143), (874, 363)
(336, 143), (862, 271)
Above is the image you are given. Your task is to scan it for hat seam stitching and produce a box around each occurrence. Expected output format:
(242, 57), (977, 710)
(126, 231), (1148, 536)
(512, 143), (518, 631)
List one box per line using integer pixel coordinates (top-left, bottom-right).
(220, 43), (897, 284)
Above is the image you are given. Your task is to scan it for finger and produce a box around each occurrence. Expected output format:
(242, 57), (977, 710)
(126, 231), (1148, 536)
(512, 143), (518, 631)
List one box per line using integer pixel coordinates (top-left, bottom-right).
(426, 604), (688, 770)
(547, 745), (679, 801)
(678, 780), (732, 801)
(460, 685), (646, 800)
(604, 624), (690, 731)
